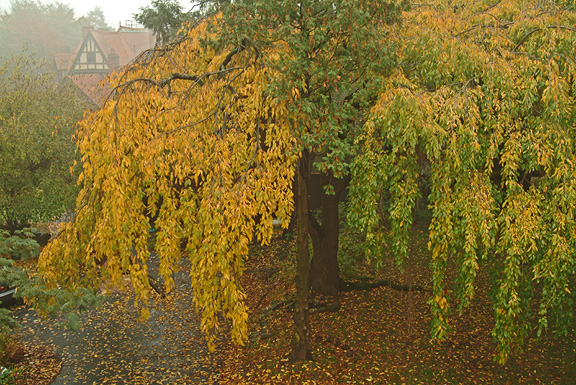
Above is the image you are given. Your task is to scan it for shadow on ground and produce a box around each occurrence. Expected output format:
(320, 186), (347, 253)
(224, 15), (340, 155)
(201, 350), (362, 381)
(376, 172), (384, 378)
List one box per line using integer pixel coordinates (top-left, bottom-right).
(13, 255), (220, 384)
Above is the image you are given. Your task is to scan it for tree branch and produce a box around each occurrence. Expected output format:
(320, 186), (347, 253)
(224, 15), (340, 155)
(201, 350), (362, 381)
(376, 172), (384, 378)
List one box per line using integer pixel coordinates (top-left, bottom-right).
(454, 78), (477, 97)
(220, 36), (262, 70)
(112, 66), (246, 96)
(513, 28), (540, 52)
(478, 0), (502, 15)
(547, 25), (576, 33)
(512, 25), (575, 53)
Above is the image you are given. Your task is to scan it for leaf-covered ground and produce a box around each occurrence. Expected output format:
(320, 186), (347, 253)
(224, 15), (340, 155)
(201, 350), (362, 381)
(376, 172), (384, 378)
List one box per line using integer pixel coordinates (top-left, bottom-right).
(2, 250), (63, 385)
(10, 255), (221, 384)
(6, 224), (576, 384)
(2, 332), (61, 385)
(219, 225), (576, 384)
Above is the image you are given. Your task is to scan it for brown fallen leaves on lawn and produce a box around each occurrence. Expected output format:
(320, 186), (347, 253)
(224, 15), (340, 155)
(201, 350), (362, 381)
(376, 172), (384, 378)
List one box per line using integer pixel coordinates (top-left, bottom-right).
(11, 338), (62, 385)
(219, 226), (576, 384)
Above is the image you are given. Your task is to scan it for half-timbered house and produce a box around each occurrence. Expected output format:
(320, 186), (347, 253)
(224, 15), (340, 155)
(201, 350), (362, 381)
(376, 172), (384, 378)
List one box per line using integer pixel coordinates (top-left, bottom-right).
(56, 23), (156, 106)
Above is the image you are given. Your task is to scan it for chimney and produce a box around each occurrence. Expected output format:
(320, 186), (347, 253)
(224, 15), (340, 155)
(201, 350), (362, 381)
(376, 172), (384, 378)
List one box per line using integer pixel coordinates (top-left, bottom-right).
(108, 48), (120, 72)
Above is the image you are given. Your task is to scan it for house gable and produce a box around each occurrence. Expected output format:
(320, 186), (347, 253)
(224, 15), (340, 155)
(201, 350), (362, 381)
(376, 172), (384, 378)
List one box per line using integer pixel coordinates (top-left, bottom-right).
(56, 24), (155, 106)
(69, 30), (109, 75)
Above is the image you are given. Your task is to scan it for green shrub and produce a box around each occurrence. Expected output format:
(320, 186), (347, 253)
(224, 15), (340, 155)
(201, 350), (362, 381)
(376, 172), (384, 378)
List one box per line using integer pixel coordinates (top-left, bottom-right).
(0, 228), (40, 260)
(0, 326), (19, 385)
(0, 331), (17, 365)
(0, 365), (13, 385)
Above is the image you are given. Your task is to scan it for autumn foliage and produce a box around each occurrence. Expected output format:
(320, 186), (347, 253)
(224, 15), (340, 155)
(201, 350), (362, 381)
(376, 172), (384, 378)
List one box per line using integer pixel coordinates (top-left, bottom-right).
(349, 0), (576, 363)
(39, 19), (297, 350)
(37, 0), (576, 366)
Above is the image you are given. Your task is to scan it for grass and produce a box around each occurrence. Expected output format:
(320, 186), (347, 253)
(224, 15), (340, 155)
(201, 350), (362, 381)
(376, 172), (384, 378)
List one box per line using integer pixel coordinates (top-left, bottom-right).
(218, 223), (576, 384)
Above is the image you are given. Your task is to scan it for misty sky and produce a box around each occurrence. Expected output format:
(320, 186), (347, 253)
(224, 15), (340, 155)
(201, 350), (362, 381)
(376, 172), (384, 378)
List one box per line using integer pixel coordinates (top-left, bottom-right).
(0, 0), (193, 27)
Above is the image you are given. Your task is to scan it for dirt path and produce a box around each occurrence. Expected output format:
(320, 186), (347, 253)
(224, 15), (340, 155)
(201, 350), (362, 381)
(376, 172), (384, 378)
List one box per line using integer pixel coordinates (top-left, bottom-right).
(13, 257), (220, 384)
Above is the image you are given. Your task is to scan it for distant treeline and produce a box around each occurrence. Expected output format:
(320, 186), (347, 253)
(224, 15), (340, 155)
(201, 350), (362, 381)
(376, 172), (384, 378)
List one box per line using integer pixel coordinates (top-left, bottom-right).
(0, 0), (112, 64)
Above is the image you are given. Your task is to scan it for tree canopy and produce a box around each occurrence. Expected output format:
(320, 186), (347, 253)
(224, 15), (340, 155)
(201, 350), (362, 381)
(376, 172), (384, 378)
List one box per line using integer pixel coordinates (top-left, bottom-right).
(39, 18), (296, 350)
(135, 0), (187, 44)
(38, 0), (576, 365)
(349, 0), (576, 363)
(78, 6), (113, 31)
(39, 0), (401, 359)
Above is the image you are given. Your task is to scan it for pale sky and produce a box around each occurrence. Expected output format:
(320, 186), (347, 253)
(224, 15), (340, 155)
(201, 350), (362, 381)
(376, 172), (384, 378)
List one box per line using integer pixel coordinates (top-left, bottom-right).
(0, 0), (193, 28)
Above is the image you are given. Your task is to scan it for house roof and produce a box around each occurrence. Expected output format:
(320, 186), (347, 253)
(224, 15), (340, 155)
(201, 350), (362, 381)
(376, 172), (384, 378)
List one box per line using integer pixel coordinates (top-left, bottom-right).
(56, 24), (156, 106)
(69, 73), (109, 107)
(54, 53), (74, 72)
(91, 28), (155, 68)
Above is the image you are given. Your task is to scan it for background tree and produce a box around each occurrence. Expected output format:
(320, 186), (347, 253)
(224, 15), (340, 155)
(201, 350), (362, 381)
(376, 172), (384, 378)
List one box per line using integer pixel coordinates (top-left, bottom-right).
(0, 52), (90, 230)
(135, 0), (186, 44)
(0, 0), (81, 62)
(348, 0), (576, 363)
(0, 1), (110, 64)
(78, 6), (113, 31)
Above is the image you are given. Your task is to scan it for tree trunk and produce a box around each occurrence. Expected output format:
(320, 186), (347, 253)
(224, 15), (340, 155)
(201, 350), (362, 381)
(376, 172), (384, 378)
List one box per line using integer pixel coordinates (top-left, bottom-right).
(291, 154), (312, 362)
(309, 189), (340, 296)
(309, 175), (349, 297)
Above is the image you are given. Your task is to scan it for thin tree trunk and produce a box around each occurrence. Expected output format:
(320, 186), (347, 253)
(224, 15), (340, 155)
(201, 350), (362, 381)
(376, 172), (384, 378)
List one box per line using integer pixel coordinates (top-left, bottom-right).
(291, 154), (312, 361)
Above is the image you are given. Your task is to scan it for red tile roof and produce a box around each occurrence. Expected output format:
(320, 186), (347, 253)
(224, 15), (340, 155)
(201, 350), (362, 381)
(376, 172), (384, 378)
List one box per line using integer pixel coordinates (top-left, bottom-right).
(87, 27), (155, 69)
(69, 73), (109, 107)
(54, 53), (74, 72)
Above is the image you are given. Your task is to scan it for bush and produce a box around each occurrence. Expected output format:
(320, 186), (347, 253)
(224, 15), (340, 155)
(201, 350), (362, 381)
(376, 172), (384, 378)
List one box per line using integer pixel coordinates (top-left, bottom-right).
(0, 229), (40, 261)
(0, 230), (39, 366)
(0, 305), (18, 384)
(0, 331), (18, 365)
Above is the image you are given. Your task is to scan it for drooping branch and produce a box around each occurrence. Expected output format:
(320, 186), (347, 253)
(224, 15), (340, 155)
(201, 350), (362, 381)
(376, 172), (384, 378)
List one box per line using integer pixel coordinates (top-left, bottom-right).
(513, 25), (576, 52)
(452, 21), (512, 38)
(111, 66), (246, 96)
(220, 36), (262, 70)
(108, 34), (265, 116)
(547, 25), (576, 33)
(513, 28), (540, 52)
(476, 0), (502, 15)
(454, 78), (478, 97)
(108, 44), (256, 140)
